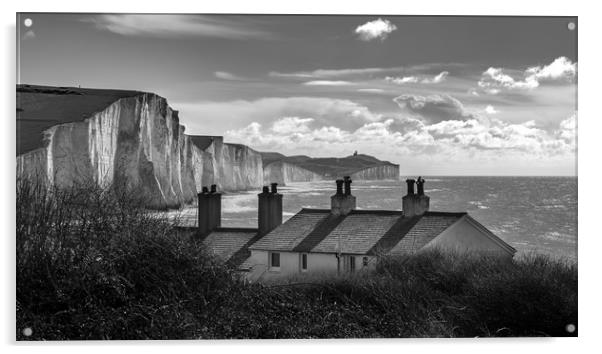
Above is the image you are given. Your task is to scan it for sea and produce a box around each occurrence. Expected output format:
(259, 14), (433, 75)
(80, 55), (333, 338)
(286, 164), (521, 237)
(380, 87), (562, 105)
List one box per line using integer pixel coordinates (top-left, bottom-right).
(175, 177), (577, 260)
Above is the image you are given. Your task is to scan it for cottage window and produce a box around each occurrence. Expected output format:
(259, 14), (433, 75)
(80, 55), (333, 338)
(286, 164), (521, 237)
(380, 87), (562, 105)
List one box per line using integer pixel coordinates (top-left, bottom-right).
(269, 252), (280, 270)
(362, 257), (369, 267)
(344, 255), (356, 273)
(300, 253), (308, 272)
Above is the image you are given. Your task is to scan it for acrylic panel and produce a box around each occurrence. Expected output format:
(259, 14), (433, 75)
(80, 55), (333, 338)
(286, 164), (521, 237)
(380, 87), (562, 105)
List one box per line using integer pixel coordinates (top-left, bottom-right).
(16, 13), (577, 340)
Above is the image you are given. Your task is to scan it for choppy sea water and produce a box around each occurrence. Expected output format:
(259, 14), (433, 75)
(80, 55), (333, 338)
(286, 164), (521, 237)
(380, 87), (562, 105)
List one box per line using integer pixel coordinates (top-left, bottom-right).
(175, 177), (577, 260)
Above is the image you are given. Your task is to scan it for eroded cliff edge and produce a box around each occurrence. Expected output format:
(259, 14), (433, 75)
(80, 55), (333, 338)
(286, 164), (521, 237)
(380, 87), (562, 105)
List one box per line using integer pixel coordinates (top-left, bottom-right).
(17, 85), (263, 208)
(260, 152), (400, 185)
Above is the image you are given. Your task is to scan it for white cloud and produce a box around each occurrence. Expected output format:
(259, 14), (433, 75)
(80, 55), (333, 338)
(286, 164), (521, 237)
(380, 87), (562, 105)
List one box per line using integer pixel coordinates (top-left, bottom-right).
(478, 67), (539, 91)
(81, 14), (273, 40)
(214, 71), (245, 81)
(385, 71), (449, 85)
(226, 117), (420, 157)
(357, 88), (385, 93)
(178, 90), (575, 174)
(555, 113), (577, 151)
(393, 94), (474, 123)
(423, 116), (574, 156)
(269, 67), (397, 79)
(225, 112), (577, 162)
(271, 117), (314, 134)
(177, 96), (383, 134)
(484, 105), (499, 115)
(354, 18), (397, 41)
(385, 76), (419, 84)
(526, 56), (577, 82)
(303, 80), (355, 86)
(478, 57), (577, 94)
(421, 71), (449, 84)
(269, 63), (460, 80)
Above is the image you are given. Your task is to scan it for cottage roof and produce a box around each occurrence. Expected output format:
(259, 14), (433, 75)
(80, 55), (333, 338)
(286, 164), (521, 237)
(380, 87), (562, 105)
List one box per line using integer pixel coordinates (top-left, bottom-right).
(250, 209), (331, 252)
(248, 208), (467, 255)
(202, 228), (259, 266)
(388, 213), (467, 255)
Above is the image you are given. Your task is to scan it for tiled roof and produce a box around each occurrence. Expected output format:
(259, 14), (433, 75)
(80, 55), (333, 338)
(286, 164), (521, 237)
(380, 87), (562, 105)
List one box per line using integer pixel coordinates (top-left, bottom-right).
(312, 213), (400, 254)
(293, 213), (346, 252)
(248, 209), (466, 255)
(367, 215), (422, 255)
(249, 209), (330, 251)
(203, 228), (257, 263)
(388, 213), (465, 255)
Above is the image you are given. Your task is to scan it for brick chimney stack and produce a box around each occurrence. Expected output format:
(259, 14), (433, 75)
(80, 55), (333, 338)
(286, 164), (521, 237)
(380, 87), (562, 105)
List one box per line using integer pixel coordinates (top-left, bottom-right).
(258, 183), (283, 236)
(331, 176), (356, 216)
(198, 184), (222, 235)
(402, 177), (429, 217)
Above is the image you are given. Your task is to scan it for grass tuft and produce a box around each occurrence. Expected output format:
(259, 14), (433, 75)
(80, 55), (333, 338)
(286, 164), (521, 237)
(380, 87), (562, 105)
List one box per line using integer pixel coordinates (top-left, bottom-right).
(16, 179), (577, 339)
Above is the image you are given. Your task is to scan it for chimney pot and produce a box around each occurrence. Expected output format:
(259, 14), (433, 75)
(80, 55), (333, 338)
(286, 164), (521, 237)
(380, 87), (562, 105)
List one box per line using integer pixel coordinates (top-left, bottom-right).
(405, 179), (415, 195)
(210, 184), (217, 193)
(202, 186), (209, 193)
(270, 182), (278, 194)
(335, 179), (344, 195)
(343, 176), (352, 196)
(262, 186), (269, 194)
(416, 176), (425, 195)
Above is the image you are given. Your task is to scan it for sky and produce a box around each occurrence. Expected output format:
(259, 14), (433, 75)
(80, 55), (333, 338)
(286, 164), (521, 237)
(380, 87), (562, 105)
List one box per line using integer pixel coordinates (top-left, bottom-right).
(17, 14), (577, 175)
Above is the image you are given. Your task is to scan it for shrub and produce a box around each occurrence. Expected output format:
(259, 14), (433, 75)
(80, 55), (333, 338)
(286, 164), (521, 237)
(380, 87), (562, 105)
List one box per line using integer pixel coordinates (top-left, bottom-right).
(16, 179), (577, 339)
(376, 249), (577, 337)
(16, 178), (235, 340)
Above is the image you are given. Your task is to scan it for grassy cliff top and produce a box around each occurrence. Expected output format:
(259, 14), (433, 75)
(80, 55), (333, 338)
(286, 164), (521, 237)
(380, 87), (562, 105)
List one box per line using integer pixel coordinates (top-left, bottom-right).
(17, 84), (144, 155)
(261, 151), (398, 177)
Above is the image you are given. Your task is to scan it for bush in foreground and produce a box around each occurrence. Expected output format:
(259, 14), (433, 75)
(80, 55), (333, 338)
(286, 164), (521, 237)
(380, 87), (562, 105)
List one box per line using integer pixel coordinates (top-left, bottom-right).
(16, 180), (577, 339)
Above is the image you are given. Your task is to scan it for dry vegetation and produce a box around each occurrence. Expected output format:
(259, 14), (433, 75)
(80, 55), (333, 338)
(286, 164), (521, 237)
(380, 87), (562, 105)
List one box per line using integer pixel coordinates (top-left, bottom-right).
(16, 179), (577, 339)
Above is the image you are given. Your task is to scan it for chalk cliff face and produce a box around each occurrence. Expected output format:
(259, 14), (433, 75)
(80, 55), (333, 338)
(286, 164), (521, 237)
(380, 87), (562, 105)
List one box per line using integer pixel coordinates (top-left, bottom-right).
(263, 161), (324, 185)
(17, 90), (264, 208)
(17, 85), (400, 208)
(205, 140), (264, 191)
(261, 152), (400, 186)
(350, 165), (400, 181)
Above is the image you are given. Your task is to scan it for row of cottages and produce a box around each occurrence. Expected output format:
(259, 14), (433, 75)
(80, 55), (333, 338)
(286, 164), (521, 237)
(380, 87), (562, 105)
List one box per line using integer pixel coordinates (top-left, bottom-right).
(188, 178), (516, 282)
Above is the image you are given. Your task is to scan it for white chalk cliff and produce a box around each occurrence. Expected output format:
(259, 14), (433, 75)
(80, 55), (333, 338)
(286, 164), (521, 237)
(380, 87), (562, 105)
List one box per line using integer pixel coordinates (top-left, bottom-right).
(260, 153), (400, 186)
(350, 165), (401, 181)
(17, 89), (263, 208)
(17, 85), (399, 209)
(263, 161), (324, 185)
